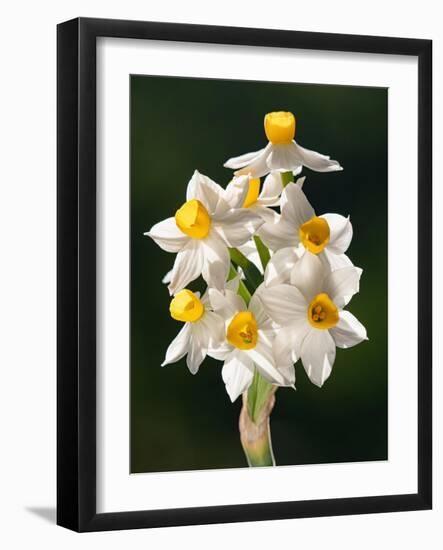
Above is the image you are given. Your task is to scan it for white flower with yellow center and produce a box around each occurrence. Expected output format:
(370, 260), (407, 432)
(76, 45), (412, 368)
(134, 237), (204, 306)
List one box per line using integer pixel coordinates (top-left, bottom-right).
(224, 173), (305, 273)
(208, 287), (295, 402)
(259, 252), (367, 388)
(224, 111), (342, 178)
(260, 182), (354, 284)
(226, 172), (283, 214)
(162, 289), (225, 374)
(145, 170), (264, 295)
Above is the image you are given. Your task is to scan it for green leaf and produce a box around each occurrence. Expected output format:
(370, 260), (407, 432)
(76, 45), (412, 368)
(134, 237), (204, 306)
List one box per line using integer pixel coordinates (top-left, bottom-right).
(253, 236), (271, 271)
(228, 264), (251, 305)
(229, 247), (263, 292)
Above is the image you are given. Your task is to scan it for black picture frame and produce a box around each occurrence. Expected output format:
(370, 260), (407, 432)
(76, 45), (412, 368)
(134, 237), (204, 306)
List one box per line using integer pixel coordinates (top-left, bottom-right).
(57, 17), (432, 532)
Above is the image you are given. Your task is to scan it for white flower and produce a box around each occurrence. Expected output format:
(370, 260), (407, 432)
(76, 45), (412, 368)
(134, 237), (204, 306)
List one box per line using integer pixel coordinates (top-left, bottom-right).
(208, 286), (295, 402)
(162, 289), (225, 374)
(145, 170), (264, 295)
(224, 111), (342, 178)
(259, 252), (367, 388)
(226, 174), (306, 274)
(260, 182), (354, 281)
(225, 172), (284, 214)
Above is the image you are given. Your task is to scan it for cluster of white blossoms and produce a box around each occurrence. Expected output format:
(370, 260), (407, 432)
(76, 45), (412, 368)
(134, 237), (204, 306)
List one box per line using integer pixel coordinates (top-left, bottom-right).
(146, 111), (367, 402)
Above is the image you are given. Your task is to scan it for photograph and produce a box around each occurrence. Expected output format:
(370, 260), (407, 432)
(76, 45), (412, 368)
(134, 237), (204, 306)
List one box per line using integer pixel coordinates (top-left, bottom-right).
(0, 4), (434, 545)
(131, 75), (388, 473)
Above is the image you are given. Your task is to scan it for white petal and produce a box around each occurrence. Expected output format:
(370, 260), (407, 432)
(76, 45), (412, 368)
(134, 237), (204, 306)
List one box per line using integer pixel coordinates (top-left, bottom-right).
(295, 175), (305, 187)
(258, 172), (283, 206)
(225, 270), (241, 292)
(162, 324), (191, 366)
(212, 209), (263, 247)
(233, 144), (273, 178)
(224, 148), (266, 170)
(273, 320), (310, 367)
(199, 311), (226, 350)
(168, 241), (204, 295)
(223, 176), (249, 208)
(292, 141), (343, 172)
(207, 340), (233, 361)
(186, 326), (206, 374)
(266, 142), (303, 172)
(209, 288), (246, 320)
(258, 217), (297, 251)
(201, 233), (230, 291)
(290, 251), (328, 302)
(186, 170), (225, 215)
(248, 285), (269, 326)
(280, 182), (315, 229)
(222, 351), (254, 402)
(330, 310), (367, 349)
(321, 213), (353, 254)
(254, 205), (280, 224)
(264, 247), (299, 287)
(301, 328), (336, 387)
(145, 217), (189, 253)
(323, 266), (362, 308)
(162, 269), (173, 284)
(247, 332), (294, 387)
(259, 284), (307, 326)
(320, 249), (354, 271)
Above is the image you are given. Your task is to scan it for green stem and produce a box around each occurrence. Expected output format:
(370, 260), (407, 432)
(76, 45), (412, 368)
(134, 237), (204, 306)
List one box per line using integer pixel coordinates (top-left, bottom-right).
(240, 379), (276, 467)
(229, 248), (263, 292)
(253, 236), (271, 271)
(228, 265), (251, 305)
(229, 251), (275, 466)
(247, 369), (275, 423)
(281, 171), (294, 187)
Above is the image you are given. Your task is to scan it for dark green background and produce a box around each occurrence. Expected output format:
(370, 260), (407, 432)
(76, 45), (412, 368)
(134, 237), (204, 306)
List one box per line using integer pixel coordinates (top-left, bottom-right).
(130, 75), (388, 473)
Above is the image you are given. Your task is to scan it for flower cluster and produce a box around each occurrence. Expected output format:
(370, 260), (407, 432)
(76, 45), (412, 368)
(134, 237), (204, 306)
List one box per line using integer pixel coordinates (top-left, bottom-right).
(146, 111), (367, 402)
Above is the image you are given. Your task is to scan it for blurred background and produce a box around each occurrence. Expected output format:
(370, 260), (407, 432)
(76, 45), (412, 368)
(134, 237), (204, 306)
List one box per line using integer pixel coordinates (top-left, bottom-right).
(130, 75), (387, 473)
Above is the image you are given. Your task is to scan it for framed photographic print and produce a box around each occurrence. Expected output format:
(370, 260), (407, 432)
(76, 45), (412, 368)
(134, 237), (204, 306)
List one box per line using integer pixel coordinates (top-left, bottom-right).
(57, 17), (432, 531)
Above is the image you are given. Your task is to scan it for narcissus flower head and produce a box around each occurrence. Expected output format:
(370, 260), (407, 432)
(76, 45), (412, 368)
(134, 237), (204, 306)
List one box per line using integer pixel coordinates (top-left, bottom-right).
(145, 170), (264, 295)
(207, 285), (295, 402)
(162, 288), (225, 374)
(259, 252), (367, 388)
(259, 183), (354, 282)
(224, 111), (342, 178)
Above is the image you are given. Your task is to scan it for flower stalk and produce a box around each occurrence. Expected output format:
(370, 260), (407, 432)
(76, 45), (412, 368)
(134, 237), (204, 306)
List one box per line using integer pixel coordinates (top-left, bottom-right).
(231, 241), (277, 466)
(240, 370), (277, 467)
(281, 170), (294, 187)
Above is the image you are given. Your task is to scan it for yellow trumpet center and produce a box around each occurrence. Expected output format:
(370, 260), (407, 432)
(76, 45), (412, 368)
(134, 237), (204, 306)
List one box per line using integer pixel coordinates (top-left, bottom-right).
(242, 178), (261, 208)
(264, 111), (296, 144)
(299, 216), (330, 254)
(175, 199), (211, 239)
(169, 289), (204, 323)
(308, 293), (339, 330)
(226, 311), (258, 350)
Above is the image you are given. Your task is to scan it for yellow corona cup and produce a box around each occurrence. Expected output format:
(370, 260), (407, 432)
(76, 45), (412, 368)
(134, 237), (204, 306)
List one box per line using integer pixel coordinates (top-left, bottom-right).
(307, 293), (339, 330)
(169, 290), (204, 323)
(299, 216), (330, 254)
(264, 111), (296, 144)
(175, 199), (211, 239)
(242, 178), (261, 208)
(227, 311), (258, 350)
